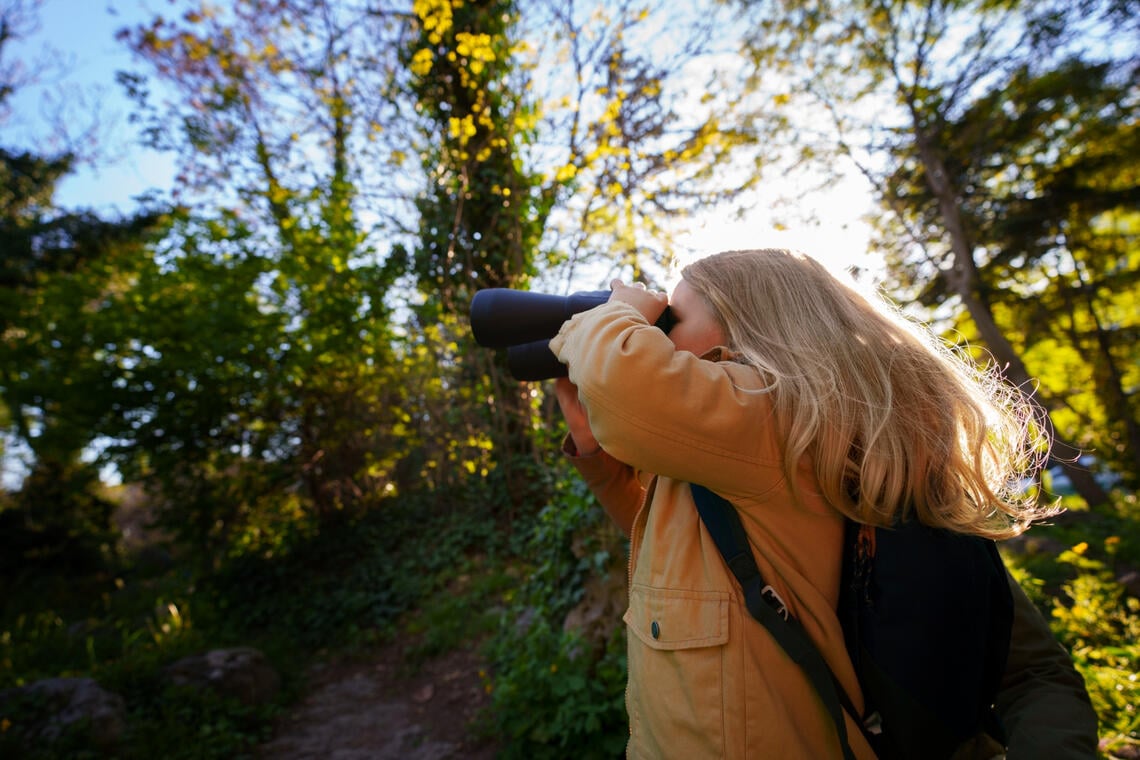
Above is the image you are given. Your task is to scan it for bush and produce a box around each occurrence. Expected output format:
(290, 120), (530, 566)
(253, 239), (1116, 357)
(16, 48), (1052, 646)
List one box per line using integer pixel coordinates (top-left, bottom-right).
(0, 482), (507, 759)
(480, 471), (630, 756)
(1049, 542), (1140, 758)
(205, 490), (503, 650)
(1006, 491), (1140, 758)
(482, 618), (627, 759)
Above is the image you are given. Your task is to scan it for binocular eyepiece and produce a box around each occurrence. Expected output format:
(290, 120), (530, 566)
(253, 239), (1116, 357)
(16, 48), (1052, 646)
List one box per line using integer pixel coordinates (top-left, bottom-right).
(469, 288), (675, 380)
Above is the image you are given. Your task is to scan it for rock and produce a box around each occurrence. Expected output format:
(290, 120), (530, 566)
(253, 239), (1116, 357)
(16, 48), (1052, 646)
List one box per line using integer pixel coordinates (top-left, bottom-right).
(165, 646), (281, 706)
(1003, 533), (1068, 557)
(0, 676), (127, 750)
(1117, 570), (1140, 599)
(563, 555), (627, 652)
(411, 683), (435, 703)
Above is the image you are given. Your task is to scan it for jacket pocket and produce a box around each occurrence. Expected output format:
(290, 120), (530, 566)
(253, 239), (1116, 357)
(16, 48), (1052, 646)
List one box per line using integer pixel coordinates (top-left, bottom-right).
(625, 584), (730, 649)
(624, 584), (732, 758)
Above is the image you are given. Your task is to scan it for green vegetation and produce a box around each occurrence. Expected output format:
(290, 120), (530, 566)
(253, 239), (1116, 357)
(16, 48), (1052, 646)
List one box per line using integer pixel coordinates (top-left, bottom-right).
(1, 0), (1136, 757)
(4, 470), (1137, 758)
(479, 476), (629, 758)
(1, 483), (509, 757)
(1005, 492), (1140, 757)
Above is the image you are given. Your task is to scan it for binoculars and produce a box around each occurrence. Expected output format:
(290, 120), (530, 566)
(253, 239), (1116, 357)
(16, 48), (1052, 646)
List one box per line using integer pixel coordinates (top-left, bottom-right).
(469, 288), (675, 380)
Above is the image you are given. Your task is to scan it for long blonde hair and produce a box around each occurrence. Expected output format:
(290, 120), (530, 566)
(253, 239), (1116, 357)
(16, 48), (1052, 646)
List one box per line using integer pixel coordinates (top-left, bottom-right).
(682, 249), (1055, 539)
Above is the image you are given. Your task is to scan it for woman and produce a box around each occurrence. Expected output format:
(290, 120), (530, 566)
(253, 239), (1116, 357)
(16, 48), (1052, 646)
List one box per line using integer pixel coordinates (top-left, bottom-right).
(549, 249), (1069, 758)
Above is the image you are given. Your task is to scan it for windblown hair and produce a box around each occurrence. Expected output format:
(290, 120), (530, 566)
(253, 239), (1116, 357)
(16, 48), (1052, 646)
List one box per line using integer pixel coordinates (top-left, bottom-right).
(682, 249), (1056, 540)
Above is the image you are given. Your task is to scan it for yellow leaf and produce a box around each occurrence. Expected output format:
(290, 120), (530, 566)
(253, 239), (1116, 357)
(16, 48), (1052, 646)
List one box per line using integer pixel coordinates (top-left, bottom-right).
(410, 48), (434, 77)
(554, 163), (578, 182)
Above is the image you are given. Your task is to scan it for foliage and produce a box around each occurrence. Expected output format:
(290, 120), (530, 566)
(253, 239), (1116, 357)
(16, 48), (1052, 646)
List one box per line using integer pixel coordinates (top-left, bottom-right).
(206, 489), (504, 650)
(0, 459), (116, 576)
(481, 617), (628, 759)
(520, 0), (760, 279)
(1004, 491), (1140, 756)
(480, 468), (630, 757)
(71, 205), (416, 566)
(400, 0), (551, 503)
(116, 687), (275, 760)
(401, 558), (515, 667)
(882, 56), (1140, 492)
(115, 2), (418, 552)
(1, 479), (506, 757)
(735, 0), (1138, 506)
(0, 8), (170, 572)
(405, 0), (547, 298)
(1053, 566), (1140, 757)
(1, 545), (208, 692)
(116, 0), (411, 219)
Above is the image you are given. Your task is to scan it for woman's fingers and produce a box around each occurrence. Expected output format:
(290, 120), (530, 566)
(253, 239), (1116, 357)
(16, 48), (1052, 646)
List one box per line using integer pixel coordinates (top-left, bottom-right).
(609, 280), (669, 323)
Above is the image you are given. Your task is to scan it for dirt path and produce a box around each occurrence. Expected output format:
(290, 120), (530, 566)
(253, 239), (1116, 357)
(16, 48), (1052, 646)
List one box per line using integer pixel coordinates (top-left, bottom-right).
(258, 636), (499, 760)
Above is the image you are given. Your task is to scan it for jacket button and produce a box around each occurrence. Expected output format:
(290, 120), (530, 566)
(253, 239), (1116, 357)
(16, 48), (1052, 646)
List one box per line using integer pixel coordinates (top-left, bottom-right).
(651, 621), (660, 639)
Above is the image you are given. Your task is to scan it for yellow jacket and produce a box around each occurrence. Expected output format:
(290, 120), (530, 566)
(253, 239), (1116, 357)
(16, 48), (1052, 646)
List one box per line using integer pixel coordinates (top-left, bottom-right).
(551, 301), (877, 759)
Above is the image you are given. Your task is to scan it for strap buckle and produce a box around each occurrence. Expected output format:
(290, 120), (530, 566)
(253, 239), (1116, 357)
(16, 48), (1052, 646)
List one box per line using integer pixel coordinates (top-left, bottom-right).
(761, 584), (789, 621)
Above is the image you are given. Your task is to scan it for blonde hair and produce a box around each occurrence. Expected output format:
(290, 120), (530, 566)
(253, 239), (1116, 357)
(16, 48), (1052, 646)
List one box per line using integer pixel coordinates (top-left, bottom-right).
(682, 249), (1055, 540)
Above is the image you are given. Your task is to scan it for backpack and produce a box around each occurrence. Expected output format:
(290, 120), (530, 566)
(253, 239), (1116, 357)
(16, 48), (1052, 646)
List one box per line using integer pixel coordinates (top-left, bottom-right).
(690, 484), (1013, 760)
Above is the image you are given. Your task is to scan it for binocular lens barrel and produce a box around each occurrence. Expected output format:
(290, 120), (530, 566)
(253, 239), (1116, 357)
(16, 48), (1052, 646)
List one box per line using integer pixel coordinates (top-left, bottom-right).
(507, 339), (570, 381)
(469, 289), (610, 349)
(469, 287), (675, 381)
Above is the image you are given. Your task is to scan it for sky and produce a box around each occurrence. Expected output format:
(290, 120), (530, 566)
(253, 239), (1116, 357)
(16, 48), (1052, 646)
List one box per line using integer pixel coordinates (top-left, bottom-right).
(5, 0), (177, 216)
(6, 0), (878, 276)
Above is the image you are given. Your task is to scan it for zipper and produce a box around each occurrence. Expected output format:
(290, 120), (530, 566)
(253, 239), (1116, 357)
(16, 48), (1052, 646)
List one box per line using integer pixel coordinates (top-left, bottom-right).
(627, 477), (657, 590)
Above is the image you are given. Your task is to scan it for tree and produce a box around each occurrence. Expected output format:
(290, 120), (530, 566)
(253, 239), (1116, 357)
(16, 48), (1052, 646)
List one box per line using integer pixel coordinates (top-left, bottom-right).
(737, 0), (1139, 505)
(0, 0), (167, 568)
(881, 58), (1140, 488)
(115, 1), (415, 555)
(400, 0), (763, 506)
(399, 0), (549, 508)
(526, 0), (760, 280)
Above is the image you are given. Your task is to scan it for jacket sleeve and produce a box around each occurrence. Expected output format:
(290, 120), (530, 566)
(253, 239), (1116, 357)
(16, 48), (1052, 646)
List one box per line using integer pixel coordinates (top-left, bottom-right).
(561, 433), (645, 538)
(996, 569), (1100, 759)
(548, 300), (782, 496)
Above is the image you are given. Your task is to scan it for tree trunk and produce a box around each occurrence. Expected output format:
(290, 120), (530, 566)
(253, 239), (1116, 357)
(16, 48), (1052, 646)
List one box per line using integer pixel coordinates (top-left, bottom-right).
(1077, 262), (1140, 480)
(912, 130), (1111, 507)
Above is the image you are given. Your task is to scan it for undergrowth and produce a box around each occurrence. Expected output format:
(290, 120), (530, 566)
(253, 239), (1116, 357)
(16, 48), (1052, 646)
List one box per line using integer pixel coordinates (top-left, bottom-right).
(478, 473), (630, 759)
(3, 473), (1137, 759)
(1004, 491), (1140, 759)
(0, 485), (506, 759)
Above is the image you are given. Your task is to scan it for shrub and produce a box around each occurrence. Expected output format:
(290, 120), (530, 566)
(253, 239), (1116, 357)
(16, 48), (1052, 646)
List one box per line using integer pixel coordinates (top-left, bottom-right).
(480, 470), (630, 756)
(1049, 541), (1140, 757)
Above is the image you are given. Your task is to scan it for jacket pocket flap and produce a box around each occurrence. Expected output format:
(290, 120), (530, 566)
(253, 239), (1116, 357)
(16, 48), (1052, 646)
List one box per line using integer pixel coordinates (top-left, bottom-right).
(624, 584), (729, 650)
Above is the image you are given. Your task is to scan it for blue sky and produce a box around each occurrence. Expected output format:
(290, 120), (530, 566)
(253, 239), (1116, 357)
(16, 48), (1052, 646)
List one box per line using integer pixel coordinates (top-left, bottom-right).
(5, 0), (175, 215)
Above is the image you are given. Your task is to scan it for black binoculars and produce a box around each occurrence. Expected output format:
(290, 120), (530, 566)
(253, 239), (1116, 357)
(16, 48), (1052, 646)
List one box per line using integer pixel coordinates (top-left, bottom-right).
(469, 288), (675, 380)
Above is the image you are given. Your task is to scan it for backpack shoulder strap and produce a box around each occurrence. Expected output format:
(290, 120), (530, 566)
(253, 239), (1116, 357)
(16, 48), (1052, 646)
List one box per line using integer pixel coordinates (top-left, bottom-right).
(690, 483), (861, 760)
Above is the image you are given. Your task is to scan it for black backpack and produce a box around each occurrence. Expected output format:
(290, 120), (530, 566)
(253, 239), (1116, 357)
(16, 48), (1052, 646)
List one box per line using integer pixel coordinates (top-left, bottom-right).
(690, 484), (1013, 760)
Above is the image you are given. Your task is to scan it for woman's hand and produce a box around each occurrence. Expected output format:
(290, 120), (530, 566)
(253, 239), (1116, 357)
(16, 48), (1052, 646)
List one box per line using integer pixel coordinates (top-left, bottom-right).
(554, 377), (600, 456)
(609, 279), (669, 325)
